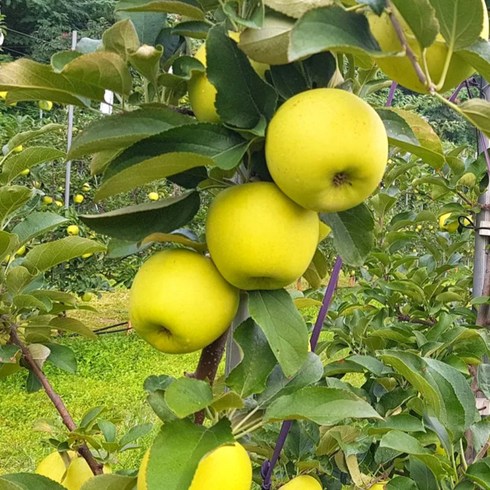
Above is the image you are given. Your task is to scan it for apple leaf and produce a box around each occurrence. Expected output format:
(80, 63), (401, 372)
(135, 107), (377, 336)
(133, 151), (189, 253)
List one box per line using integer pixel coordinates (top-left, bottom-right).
(23, 237), (106, 275)
(239, 11), (295, 66)
(1, 147), (66, 184)
(95, 124), (247, 200)
(0, 474), (66, 489)
(320, 204), (374, 266)
(257, 352), (324, 407)
(0, 59), (102, 106)
(207, 26), (278, 133)
(458, 98), (490, 139)
(265, 0), (334, 19)
(458, 39), (490, 81)
(5, 124), (65, 153)
(429, 0), (485, 50)
(164, 377), (213, 418)
(80, 191), (200, 241)
(171, 20), (210, 39)
(12, 212), (69, 244)
(44, 343), (77, 374)
(377, 108), (445, 169)
(265, 386), (382, 424)
(48, 317), (97, 339)
(146, 419), (234, 490)
(226, 318), (277, 398)
(68, 106), (194, 159)
(289, 6), (382, 62)
(0, 186), (33, 223)
(116, 0), (205, 19)
(466, 458), (490, 490)
(80, 474), (137, 490)
(102, 19), (140, 61)
(248, 289), (309, 378)
(391, 0), (439, 48)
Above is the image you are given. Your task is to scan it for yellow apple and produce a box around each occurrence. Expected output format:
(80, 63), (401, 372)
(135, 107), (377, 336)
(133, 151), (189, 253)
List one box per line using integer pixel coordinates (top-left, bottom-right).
(82, 252), (93, 259)
(205, 181), (320, 290)
(189, 443), (252, 490)
(188, 32), (268, 122)
(438, 213), (471, 232)
(148, 191), (159, 201)
(279, 475), (322, 489)
(129, 248), (239, 353)
(0, 91), (7, 100)
(73, 194), (84, 204)
(265, 88), (388, 213)
(38, 100), (53, 111)
(137, 443), (252, 490)
(62, 457), (94, 490)
(67, 225), (80, 236)
(13, 145), (23, 153)
(368, 1), (489, 93)
(55, 200), (63, 207)
(370, 483), (388, 490)
(20, 168), (30, 176)
(42, 196), (54, 205)
(318, 221), (332, 242)
(82, 292), (93, 302)
(82, 182), (91, 192)
(15, 245), (26, 256)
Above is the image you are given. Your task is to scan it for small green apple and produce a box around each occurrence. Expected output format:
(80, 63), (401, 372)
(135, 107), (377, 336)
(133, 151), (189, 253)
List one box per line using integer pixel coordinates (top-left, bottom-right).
(129, 248), (240, 354)
(81, 292), (94, 302)
(206, 181), (320, 290)
(38, 100), (53, 111)
(265, 88), (388, 213)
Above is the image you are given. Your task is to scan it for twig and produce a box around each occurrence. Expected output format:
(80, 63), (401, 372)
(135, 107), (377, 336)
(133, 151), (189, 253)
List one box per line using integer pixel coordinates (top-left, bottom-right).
(385, 0), (433, 92)
(190, 329), (229, 425)
(9, 326), (103, 476)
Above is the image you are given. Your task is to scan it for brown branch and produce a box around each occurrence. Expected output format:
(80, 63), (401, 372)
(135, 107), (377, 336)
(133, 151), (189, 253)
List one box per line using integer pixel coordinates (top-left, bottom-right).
(385, 0), (434, 93)
(191, 329), (230, 425)
(9, 326), (103, 476)
(397, 314), (436, 326)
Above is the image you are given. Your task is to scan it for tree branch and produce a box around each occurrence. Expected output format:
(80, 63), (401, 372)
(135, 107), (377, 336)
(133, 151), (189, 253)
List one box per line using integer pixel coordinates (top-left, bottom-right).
(9, 326), (103, 476)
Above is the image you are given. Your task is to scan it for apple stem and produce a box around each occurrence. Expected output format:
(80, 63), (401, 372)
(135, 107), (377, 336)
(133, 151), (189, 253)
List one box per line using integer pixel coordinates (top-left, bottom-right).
(192, 329), (229, 425)
(8, 325), (103, 476)
(385, 0), (434, 93)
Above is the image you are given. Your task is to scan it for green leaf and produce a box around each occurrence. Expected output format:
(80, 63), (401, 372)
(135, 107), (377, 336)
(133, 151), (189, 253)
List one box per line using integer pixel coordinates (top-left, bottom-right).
(79, 406), (105, 429)
(289, 6), (382, 62)
(80, 191), (200, 242)
(128, 45), (163, 85)
(265, 386), (381, 424)
(320, 204), (374, 266)
(380, 430), (430, 455)
(61, 52), (132, 96)
(23, 237), (106, 275)
(5, 124), (65, 152)
(97, 420), (117, 443)
(391, 0), (438, 48)
(0, 231), (20, 262)
(69, 106), (193, 159)
(12, 212), (69, 244)
(207, 26), (278, 133)
(1, 147), (66, 184)
(386, 476), (419, 490)
(44, 343), (77, 374)
(49, 317), (97, 339)
(458, 39), (490, 81)
(226, 318), (277, 398)
(102, 19), (140, 61)
(248, 289), (308, 377)
(0, 474), (66, 490)
(459, 99), (490, 138)
(117, 0), (205, 19)
(0, 345), (19, 363)
(171, 20), (210, 39)
(377, 108), (445, 169)
(265, 0), (334, 19)
(0, 186), (33, 224)
(95, 124), (247, 200)
(0, 59), (102, 106)
(119, 423), (153, 446)
(429, 0), (486, 50)
(465, 458), (490, 490)
(478, 363), (490, 398)
(164, 378), (213, 418)
(372, 414), (425, 433)
(257, 352), (324, 407)
(145, 419), (234, 490)
(80, 474), (137, 490)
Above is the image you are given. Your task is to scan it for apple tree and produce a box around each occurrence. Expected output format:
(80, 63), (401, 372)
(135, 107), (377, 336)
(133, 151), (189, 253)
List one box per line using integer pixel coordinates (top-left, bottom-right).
(2, 0), (490, 489)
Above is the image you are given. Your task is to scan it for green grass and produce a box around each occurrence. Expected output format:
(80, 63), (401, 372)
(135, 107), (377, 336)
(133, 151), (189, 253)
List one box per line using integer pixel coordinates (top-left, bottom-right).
(0, 289), (200, 475)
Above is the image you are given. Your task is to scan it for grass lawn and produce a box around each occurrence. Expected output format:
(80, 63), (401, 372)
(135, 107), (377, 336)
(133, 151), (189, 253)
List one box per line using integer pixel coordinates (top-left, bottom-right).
(0, 289), (200, 474)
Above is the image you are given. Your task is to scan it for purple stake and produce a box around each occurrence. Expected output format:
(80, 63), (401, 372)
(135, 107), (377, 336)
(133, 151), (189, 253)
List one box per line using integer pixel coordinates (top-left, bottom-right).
(385, 81), (397, 107)
(260, 256), (343, 490)
(448, 81), (465, 103)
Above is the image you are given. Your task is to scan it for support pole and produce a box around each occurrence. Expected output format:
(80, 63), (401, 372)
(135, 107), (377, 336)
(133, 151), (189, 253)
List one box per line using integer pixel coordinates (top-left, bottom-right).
(64, 30), (77, 209)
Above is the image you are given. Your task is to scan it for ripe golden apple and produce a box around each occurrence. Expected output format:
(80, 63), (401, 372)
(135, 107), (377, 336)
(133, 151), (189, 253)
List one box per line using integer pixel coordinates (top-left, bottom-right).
(279, 475), (322, 489)
(38, 100), (54, 111)
(205, 181), (320, 290)
(265, 88), (388, 213)
(129, 248), (239, 353)
(438, 213), (471, 232)
(189, 443), (252, 490)
(42, 196), (54, 205)
(73, 194), (84, 204)
(369, 483), (388, 490)
(368, 1), (489, 93)
(67, 225), (80, 236)
(36, 450), (103, 490)
(137, 443), (252, 490)
(188, 32), (268, 123)
(148, 191), (159, 201)
(20, 168), (30, 176)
